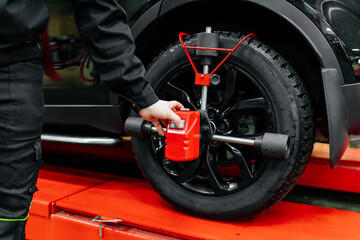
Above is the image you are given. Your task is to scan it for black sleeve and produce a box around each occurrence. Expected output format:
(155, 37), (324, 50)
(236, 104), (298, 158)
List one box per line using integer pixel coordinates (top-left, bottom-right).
(70, 0), (159, 109)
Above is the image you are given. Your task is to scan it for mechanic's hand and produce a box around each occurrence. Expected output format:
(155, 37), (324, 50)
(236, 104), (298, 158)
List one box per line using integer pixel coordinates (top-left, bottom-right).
(139, 100), (184, 136)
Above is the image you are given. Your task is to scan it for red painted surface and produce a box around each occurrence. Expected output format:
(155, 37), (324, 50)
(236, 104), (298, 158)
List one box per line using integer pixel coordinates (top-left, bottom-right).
(55, 176), (360, 240)
(165, 110), (200, 161)
(26, 166), (116, 239)
(30, 165), (115, 217)
(298, 144), (360, 193)
(26, 214), (50, 240)
(28, 143), (360, 239)
(195, 73), (211, 86)
(51, 212), (178, 240)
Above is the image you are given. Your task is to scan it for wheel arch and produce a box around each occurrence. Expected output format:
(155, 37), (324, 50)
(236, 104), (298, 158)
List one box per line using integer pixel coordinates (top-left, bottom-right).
(132, 0), (342, 106)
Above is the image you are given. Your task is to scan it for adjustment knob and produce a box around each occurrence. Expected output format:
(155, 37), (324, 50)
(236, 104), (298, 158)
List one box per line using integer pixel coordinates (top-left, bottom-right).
(210, 74), (221, 86)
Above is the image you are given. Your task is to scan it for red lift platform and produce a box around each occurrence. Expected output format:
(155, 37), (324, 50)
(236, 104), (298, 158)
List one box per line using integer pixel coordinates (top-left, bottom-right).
(298, 143), (360, 193)
(26, 144), (360, 240)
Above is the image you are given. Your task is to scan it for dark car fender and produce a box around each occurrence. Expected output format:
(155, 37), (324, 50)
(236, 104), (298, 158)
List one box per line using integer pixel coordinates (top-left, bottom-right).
(131, 0), (356, 167)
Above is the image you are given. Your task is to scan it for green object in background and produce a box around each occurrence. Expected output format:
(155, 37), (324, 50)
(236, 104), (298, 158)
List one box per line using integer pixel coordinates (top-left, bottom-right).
(46, 0), (73, 15)
(285, 186), (360, 213)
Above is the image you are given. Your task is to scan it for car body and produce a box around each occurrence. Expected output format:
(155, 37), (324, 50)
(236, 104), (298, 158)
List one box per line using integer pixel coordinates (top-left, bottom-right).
(43, 0), (360, 167)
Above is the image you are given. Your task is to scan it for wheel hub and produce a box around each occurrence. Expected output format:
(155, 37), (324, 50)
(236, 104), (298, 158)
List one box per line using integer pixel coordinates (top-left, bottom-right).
(207, 107), (231, 134)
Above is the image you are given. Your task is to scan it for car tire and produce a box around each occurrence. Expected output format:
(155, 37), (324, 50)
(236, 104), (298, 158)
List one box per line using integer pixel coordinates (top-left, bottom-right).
(131, 32), (314, 220)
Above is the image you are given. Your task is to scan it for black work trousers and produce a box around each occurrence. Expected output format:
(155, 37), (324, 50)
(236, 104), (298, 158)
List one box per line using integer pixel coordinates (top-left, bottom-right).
(0, 40), (44, 240)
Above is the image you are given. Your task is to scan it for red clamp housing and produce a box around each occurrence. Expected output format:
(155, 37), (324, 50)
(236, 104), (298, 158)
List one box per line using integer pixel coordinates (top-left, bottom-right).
(165, 110), (200, 162)
(179, 32), (256, 86)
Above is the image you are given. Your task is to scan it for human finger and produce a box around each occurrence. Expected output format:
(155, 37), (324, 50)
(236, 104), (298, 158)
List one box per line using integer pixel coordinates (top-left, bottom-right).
(160, 119), (168, 127)
(168, 110), (182, 129)
(153, 120), (165, 136)
(169, 100), (184, 110)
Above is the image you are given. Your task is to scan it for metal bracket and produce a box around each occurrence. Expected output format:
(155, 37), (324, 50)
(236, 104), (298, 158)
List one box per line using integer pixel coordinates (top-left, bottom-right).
(92, 215), (123, 237)
(178, 31), (256, 86)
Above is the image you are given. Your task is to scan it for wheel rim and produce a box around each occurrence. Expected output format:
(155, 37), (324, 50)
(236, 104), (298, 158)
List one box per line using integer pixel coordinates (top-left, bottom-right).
(150, 60), (278, 196)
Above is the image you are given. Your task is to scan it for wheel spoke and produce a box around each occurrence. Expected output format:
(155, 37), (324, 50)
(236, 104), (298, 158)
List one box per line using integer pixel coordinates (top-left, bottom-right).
(216, 147), (229, 165)
(206, 146), (231, 194)
(163, 82), (198, 109)
(162, 157), (177, 176)
(224, 97), (270, 116)
(151, 135), (165, 157)
(220, 66), (237, 111)
(225, 143), (254, 181)
(176, 145), (205, 183)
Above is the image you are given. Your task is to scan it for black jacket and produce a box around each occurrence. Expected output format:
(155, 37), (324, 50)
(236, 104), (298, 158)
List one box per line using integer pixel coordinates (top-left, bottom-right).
(0, 0), (158, 109)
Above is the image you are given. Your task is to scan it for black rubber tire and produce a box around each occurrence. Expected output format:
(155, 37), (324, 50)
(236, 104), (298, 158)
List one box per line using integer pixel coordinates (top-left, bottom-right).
(132, 32), (314, 220)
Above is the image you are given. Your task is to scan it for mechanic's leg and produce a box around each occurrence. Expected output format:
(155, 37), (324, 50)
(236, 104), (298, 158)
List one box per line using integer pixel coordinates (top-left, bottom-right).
(0, 58), (44, 239)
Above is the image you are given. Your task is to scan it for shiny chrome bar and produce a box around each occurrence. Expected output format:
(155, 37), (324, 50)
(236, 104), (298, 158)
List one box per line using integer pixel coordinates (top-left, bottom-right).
(149, 126), (255, 146)
(41, 134), (122, 146)
(212, 135), (255, 146)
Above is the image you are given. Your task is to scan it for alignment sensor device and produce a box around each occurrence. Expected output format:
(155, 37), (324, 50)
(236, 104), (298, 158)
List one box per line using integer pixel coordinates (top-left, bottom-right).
(165, 110), (200, 161)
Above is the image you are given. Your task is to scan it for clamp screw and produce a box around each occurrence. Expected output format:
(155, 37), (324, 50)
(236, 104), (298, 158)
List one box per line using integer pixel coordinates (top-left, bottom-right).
(210, 74), (221, 86)
(219, 123), (226, 131)
(217, 119), (230, 133)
